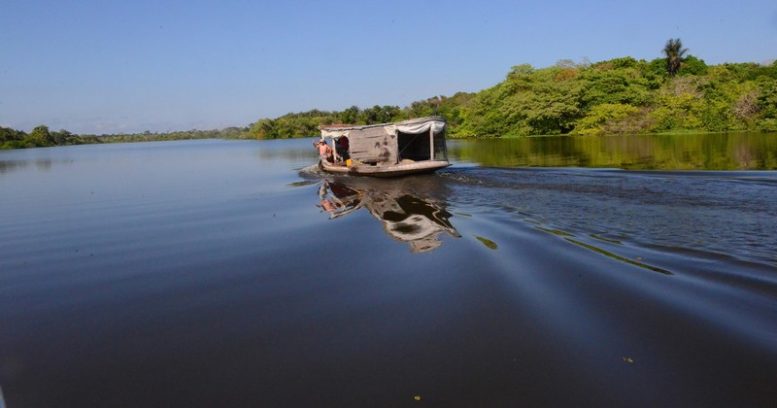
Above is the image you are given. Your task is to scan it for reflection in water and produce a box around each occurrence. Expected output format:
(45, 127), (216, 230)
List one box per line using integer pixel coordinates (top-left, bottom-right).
(35, 159), (53, 171)
(449, 132), (777, 170)
(317, 177), (460, 253)
(0, 158), (70, 174)
(0, 160), (29, 174)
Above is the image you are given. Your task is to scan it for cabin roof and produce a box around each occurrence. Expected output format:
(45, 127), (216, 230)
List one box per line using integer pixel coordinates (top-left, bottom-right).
(319, 116), (444, 132)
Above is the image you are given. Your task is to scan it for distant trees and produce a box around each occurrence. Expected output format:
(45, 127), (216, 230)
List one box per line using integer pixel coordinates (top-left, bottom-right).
(250, 119), (277, 139)
(0, 125), (98, 149)
(339, 106), (360, 124)
(0, 126), (26, 145)
(664, 38), (688, 76)
(1, 125), (253, 149)
(241, 97), (485, 140)
(361, 105), (401, 124)
(246, 105), (407, 139)
(28, 125), (54, 146)
(679, 55), (708, 76)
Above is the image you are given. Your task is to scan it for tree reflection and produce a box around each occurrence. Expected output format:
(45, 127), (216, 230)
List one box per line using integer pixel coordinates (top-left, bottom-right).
(317, 177), (460, 253)
(449, 132), (777, 170)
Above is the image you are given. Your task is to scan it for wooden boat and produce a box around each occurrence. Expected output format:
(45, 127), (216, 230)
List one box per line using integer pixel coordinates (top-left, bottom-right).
(317, 116), (451, 177)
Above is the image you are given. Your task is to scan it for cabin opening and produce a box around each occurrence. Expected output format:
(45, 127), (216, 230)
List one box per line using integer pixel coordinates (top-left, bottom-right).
(396, 129), (447, 162)
(397, 131), (431, 162)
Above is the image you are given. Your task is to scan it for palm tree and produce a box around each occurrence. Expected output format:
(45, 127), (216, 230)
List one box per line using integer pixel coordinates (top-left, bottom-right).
(663, 38), (688, 76)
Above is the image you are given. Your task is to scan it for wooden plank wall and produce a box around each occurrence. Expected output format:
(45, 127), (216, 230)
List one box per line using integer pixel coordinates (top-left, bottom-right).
(348, 127), (398, 164)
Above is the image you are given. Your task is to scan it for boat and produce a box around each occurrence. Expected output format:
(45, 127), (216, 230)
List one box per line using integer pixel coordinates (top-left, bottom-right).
(317, 116), (451, 177)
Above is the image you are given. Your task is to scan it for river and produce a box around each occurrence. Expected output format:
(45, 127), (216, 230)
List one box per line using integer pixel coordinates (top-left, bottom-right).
(1, 135), (776, 407)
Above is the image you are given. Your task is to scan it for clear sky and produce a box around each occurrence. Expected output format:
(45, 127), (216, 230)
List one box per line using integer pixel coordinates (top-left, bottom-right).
(1, 0), (775, 134)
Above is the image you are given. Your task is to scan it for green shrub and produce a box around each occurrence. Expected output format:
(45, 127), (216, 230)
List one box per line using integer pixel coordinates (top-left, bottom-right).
(573, 103), (641, 135)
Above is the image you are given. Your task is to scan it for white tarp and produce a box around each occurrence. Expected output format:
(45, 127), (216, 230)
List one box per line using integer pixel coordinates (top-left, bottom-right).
(320, 129), (350, 139)
(320, 118), (445, 139)
(387, 119), (446, 136)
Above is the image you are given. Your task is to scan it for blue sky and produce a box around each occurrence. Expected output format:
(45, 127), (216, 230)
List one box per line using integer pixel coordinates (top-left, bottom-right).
(1, 0), (775, 134)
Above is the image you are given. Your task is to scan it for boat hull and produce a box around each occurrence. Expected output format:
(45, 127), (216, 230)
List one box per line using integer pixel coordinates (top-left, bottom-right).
(319, 160), (450, 177)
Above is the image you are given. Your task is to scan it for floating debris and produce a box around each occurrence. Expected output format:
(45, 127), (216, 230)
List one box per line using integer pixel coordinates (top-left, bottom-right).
(475, 235), (498, 250)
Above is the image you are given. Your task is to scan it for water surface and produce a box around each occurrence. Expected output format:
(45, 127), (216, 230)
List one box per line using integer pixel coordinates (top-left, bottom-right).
(1, 137), (776, 407)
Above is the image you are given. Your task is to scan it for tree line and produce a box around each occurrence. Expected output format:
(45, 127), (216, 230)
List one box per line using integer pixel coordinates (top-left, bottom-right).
(0, 126), (103, 149)
(3, 39), (776, 149)
(247, 95), (473, 139)
(0, 125), (251, 149)
(246, 39), (777, 139)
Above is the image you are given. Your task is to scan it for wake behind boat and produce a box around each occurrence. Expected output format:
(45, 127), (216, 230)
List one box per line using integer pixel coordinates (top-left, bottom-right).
(316, 116), (451, 177)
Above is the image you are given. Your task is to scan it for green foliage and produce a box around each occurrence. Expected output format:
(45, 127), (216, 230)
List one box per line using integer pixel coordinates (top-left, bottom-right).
(404, 93), (474, 136)
(573, 104), (641, 135)
(0, 126), (27, 146)
(242, 95), (478, 140)
(605, 56), (640, 69)
(757, 78), (777, 118)
(756, 77), (777, 131)
(361, 105), (401, 124)
(0, 125), (100, 149)
(679, 55), (708, 76)
(461, 64), (586, 136)
(580, 62), (653, 107)
(27, 125), (54, 146)
(246, 105), (404, 139)
(339, 106), (360, 124)
(83, 127), (248, 143)
(646, 58), (669, 81)
(458, 83), (515, 137)
(757, 118), (777, 132)
(247, 109), (339, 139)
(453, 54), (777, 137)
(250, 119), (277, 139)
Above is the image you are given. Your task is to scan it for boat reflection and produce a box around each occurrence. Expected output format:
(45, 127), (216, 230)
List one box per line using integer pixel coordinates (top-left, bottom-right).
(317, 177), (460, 253)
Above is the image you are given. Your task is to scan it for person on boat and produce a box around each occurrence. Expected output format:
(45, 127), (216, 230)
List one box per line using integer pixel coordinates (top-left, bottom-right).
(336, 136), (350, 163)
(377, 140), (391, 165)
(316, 140), (333, 163)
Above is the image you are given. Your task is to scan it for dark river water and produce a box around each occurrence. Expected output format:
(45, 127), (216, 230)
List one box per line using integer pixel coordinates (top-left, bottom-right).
(1, 136), (776, 407)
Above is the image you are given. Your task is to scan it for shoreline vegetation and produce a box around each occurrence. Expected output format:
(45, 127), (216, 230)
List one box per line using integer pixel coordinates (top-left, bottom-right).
(3, 43), (776, 150)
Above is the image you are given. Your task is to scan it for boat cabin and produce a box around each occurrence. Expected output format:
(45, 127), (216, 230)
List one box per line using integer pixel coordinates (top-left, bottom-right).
(318, 117), (450, 177)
